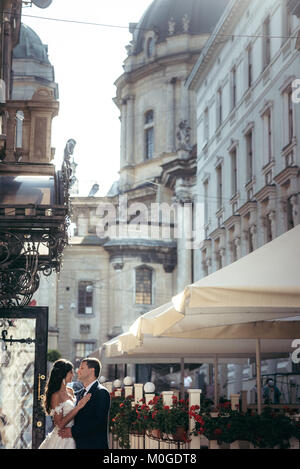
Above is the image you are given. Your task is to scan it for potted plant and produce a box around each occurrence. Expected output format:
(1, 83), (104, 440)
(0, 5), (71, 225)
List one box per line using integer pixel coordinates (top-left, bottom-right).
(247, 407), (299, 449)
(148, 395), (190, 442)
(131, 398), (151, 436)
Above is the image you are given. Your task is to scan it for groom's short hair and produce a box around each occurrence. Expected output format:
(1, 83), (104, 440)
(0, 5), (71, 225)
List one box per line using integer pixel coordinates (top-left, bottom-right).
(82, 358), (101, 378)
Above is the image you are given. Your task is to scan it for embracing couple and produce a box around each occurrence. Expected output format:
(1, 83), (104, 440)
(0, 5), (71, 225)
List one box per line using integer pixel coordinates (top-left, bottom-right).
(39, 358), (110, 449)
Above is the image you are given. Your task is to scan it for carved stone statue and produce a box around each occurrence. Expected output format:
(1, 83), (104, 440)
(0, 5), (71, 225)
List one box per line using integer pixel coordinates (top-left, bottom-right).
(168, 17), (176, 35)
(64, 138), (76, 160)
(182, 14), (190, 33)
(176, 120), (192, 151)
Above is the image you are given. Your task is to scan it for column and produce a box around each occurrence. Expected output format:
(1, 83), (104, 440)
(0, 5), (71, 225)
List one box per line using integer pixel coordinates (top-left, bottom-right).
(120, 99), (127, 167)
(188, 389), (202, 449)
(180, 78), (189, 124)
(291, 194), (300, 226)
(126, 95), (134, 166)
(124, 385), (133, 398)
(134, 383), (144, 404)
(176, 201), (193, 292)
(6, 108), (16, 161)
(230, 393), (240, 411)
(166, 79), (176, 153)
(103, 382), (113, 393)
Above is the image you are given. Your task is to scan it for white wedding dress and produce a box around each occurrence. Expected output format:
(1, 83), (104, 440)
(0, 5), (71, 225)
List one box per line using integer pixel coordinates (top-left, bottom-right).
(39, 398), (76, 449)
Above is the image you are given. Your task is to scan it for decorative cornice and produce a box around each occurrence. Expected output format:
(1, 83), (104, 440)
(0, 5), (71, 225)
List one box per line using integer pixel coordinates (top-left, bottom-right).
(186, 0), (251, 90)
(254, 184), (276, 203)
(237, 201), (257, 217)
(273, 166), (299, 186)
(103, 239), (177, 273)
(160, 154), (197, 189)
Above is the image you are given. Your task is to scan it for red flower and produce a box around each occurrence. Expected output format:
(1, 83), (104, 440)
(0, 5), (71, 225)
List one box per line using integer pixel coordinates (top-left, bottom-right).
(164, 405), (170, 410)
(214, 428), (222, 436)
(227, 423), (231, 429)
(152, 411), (157, 419)
(119, 403), (124, 408)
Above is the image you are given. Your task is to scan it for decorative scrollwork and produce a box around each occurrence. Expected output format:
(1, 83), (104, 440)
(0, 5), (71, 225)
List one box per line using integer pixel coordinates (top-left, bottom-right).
(0, 139), (76, 307)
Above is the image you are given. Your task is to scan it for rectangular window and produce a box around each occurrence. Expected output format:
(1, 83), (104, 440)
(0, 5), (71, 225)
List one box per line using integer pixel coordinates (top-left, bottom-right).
(204, 107), (209, 142)
(263, 16), (271, 68)
(288, 86), (294, 143)
(247, 45), (253, 88)
(230, 147), (238, 196)
(203, 179), (209, 227)
(78, 281), (93, 315)
(267, 110), (272, 163)
(231, 67), (237, 109)
(145, 127), (154, 159)
(282, 0), (292, 43)
(216, 165), (222, 210)
(75, 342), (95, 366)
(217, 88), (223, 127)
(145, 110), (154, 160)
(135, 267), (152, 305)
(262, 108), (273, 165)
(246, 129), (253, 182)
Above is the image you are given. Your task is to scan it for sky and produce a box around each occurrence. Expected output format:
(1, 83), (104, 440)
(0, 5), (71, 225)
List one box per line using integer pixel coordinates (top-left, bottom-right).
(22, 0), (154, 196)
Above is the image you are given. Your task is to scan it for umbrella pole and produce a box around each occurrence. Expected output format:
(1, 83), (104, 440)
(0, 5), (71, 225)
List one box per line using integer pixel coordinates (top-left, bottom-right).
(180, 358), (185, 399)
(214, 355), (218, 409)
(256, 338), (262, 415)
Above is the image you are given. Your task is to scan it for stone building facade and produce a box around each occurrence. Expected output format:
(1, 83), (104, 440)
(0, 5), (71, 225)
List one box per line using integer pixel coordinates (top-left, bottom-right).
(187, 0), (300, 396)
(55, 0), (230, 379)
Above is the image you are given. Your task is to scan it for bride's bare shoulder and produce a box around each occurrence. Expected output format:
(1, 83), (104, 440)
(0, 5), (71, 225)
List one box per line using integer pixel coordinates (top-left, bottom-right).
(50, 391), (62, 409)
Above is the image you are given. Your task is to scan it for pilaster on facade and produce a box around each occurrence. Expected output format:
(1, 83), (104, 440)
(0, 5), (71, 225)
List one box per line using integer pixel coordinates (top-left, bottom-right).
(200, 238), (212, 277)
(209, 226), (226, 271)
(274, 165), (300, 229)
(223, 214), (242, 262)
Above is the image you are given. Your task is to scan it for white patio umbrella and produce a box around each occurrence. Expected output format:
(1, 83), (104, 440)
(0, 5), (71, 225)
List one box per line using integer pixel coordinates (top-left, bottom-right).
(128, 225), (300, 344)
(101, 323), (299, 404)
(115, 225), (300, 412)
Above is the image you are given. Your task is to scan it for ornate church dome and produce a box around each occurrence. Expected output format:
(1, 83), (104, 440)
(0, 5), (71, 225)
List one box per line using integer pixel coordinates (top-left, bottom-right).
(131, 0), (229, 55)
(13, 23), (50, 64)
(12, 23), (58, 101)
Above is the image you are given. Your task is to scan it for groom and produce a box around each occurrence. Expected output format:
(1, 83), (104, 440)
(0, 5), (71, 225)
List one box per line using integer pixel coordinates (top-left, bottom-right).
(59, 358), (110, 449)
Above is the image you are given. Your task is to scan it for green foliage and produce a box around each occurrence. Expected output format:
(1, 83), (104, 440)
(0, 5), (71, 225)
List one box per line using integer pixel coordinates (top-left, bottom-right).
(47, 349), (61, 362)
(190, 405), (300, 448)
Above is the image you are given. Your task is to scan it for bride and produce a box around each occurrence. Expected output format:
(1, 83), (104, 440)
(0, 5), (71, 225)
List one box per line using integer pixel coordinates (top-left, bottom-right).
(39, 359), (91, 449)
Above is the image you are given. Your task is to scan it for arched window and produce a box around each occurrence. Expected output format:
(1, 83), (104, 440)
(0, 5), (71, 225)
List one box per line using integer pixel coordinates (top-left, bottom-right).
(15, 110), (24, 148)
(144, 110), (154, 160)
(135, 266), (152, 305)
(147, 37), (155, 58)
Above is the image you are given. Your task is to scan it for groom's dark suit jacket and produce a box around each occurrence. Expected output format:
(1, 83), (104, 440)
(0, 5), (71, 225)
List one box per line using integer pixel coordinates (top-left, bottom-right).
(71, 381), (110, 449)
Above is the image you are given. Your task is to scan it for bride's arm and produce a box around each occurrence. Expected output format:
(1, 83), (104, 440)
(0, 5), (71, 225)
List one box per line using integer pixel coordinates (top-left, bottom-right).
(51, 393), (91, 429)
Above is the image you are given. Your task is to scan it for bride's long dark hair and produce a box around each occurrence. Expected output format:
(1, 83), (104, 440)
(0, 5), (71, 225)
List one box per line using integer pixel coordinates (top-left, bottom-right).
(43, 359), (74, 415)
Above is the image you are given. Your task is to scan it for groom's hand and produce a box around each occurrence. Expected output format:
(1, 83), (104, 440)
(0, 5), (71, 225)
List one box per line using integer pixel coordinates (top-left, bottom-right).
(58, 427), (72, 439)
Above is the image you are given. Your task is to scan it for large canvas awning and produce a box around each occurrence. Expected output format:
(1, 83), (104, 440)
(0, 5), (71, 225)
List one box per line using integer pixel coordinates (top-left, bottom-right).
(124, 225), (300, 346)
